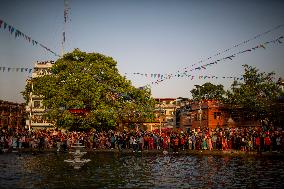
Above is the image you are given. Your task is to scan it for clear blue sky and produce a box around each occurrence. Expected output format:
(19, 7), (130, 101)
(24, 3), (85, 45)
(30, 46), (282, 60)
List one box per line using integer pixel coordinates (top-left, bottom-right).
(0, 0), (284, 103)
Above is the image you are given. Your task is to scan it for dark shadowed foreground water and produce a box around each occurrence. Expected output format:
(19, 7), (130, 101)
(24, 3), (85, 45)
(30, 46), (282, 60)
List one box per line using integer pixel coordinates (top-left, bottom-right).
(0, 152), (283, 188)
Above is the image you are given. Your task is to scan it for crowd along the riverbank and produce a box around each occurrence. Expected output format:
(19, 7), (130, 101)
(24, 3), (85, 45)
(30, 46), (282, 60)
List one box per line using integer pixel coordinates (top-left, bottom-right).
(0, 126), (283, 155)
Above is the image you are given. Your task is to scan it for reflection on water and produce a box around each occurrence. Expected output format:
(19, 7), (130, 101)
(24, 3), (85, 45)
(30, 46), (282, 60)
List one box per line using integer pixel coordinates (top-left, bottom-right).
(0, 152), (283, 188)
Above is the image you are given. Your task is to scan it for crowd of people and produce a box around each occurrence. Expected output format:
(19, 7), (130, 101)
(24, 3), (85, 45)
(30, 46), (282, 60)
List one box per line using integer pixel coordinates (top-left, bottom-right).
(0, 126), (283, 154)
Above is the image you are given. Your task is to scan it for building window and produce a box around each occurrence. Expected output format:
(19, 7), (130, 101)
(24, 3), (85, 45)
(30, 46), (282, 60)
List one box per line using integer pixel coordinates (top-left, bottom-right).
(34, 101), (41, 108)
(214, 112), (221, 119)
(167, 118), (173, 122)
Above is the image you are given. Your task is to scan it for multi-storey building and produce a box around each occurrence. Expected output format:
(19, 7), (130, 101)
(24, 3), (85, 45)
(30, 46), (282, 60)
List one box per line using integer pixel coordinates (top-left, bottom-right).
(26, 61), (55, 130)
(0, 100), (25, 131)
(189, 100), (230, 130)
(144, 98), (178, 132)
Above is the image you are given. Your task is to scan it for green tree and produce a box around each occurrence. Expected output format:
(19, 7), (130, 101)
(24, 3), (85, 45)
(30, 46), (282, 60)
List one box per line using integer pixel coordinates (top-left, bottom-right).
(227, 64), (282, 127)
(190, 82), (226, 101)
(22, 49), (156, 131)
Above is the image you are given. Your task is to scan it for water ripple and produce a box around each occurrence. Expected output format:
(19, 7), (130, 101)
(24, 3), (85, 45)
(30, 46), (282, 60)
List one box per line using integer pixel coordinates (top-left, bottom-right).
(0, 153), (283, 188)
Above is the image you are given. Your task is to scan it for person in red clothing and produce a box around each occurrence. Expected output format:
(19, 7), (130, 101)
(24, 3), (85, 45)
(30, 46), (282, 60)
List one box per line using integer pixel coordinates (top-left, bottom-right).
(264, 135), (271, 152)
(149, 135), (154, 150)
(255, 135), (261, 153)
(173, 137), (179, 153)
(180, 137), (185, 150)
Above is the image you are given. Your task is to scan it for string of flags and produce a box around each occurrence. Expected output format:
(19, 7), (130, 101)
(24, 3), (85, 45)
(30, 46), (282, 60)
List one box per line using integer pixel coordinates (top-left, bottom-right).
(0, 65), (244, 82)
(0, 67), (33, 73)
(192, 24), (284, 67)
(63, 0), (71, 44)
(125, 34), (281, 81)
(125, 72), (243, 81)
(0, 19), (60, 57)
(148, 35), (283, 85)
(2, 35), (282, 84)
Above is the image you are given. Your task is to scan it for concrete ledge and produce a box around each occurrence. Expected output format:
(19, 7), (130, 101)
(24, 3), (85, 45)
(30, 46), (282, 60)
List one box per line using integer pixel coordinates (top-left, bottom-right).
(6, 148), (283, 157)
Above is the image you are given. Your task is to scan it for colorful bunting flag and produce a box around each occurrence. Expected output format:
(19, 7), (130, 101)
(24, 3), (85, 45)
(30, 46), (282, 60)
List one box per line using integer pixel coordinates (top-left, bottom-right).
(148, 35), (283, 85)
(0, 18), (60, 57)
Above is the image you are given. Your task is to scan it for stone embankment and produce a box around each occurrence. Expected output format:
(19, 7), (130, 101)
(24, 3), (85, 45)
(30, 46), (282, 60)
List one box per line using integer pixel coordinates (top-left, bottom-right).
(5, 148), (283, 157)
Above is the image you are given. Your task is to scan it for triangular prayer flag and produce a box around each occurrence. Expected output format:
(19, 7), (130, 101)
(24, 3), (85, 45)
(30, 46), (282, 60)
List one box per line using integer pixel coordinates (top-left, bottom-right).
(15, 30), (18, 38)
(225, 55), (235, 60)
(63, 32), (65, 42)
(241, 49), (252, 53)
(259, 44), (265, 49)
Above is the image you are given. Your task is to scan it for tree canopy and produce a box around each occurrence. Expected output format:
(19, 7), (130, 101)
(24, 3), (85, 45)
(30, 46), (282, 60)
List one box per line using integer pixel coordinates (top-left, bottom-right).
(190, 82), (226, 101)
(23, 49), (156, 131)
(226, 64), (282, 126)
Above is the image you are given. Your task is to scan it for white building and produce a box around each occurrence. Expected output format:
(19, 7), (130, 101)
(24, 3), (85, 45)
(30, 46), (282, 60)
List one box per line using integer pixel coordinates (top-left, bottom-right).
(26, 61), (55, 130)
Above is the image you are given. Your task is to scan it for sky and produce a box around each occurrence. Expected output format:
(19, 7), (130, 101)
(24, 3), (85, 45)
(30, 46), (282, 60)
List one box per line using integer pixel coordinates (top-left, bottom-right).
(0, 0), (284, 103)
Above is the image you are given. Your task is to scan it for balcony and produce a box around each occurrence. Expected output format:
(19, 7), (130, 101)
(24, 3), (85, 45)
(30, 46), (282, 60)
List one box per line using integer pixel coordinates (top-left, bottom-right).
(26, 120), (53, 127)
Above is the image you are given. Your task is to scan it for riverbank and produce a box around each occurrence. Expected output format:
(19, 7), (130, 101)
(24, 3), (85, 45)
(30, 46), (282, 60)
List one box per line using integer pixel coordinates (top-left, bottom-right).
(3, 148), (283, 157)
(92, 149), (284, 157)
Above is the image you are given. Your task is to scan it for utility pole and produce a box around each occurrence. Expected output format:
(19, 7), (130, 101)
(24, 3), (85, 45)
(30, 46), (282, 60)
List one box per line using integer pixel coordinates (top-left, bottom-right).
(159, 98), (162, 135)
(62, 0), (70, 56)
(29, 81), (33, 131)
(194, 85), (202, 128)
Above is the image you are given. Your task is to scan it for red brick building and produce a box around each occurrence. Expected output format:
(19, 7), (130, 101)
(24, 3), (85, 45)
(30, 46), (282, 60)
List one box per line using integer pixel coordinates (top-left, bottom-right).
(189, 100), (230, 130)
(0, 100), (26, 130)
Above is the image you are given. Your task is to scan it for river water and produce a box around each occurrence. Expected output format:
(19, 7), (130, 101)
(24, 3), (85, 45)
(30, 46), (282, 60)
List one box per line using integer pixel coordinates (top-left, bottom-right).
(0, 152), (283, 188)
